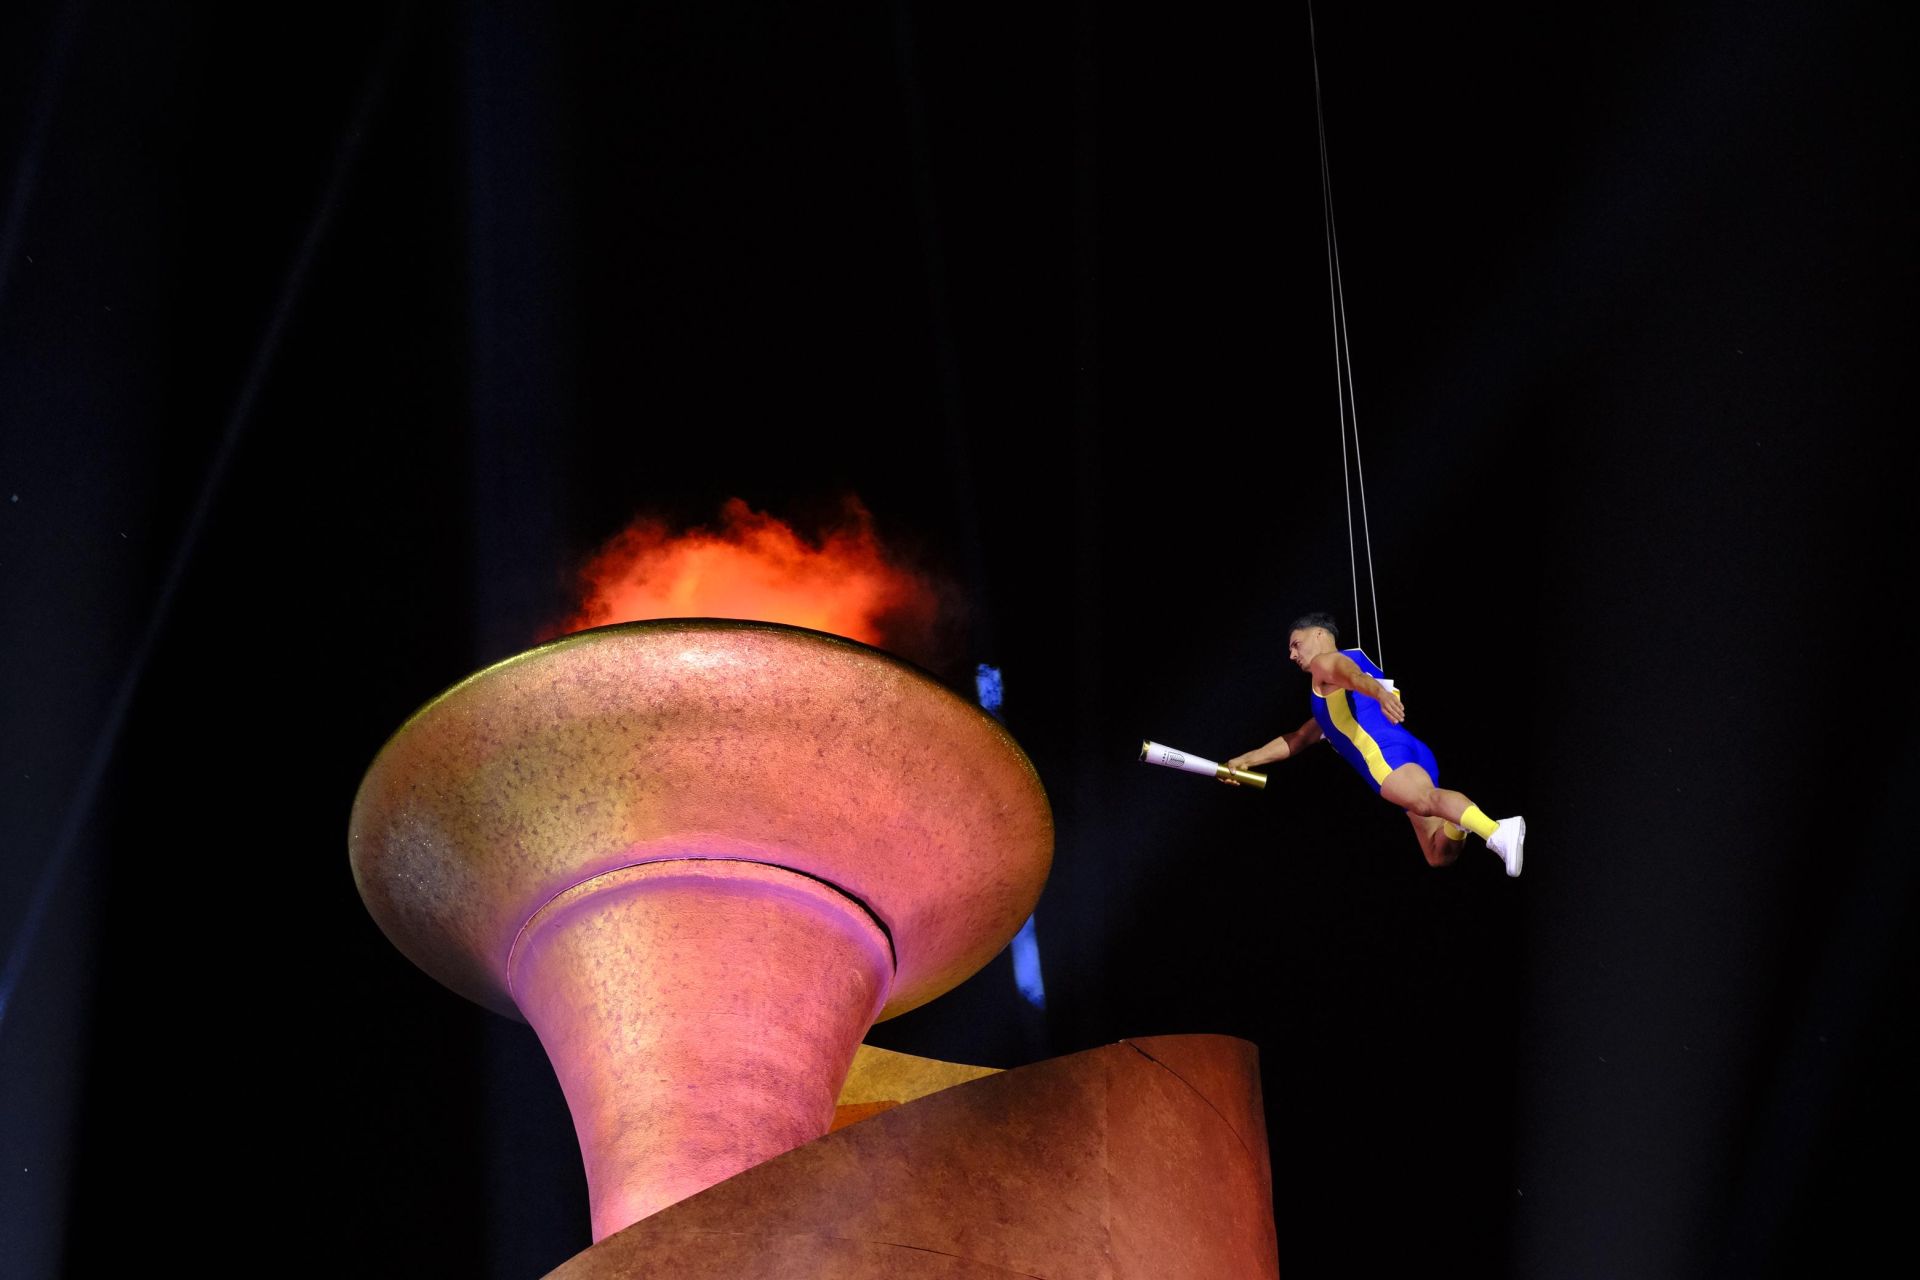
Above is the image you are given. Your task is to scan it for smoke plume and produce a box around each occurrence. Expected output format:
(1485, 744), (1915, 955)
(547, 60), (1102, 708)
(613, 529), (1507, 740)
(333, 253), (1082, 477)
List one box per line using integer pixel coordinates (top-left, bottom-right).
(554, 498), (954, 669)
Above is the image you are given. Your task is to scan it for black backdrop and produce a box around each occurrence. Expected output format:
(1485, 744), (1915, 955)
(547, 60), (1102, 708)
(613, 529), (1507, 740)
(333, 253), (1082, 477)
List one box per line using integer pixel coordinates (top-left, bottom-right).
(2, 3), (1913, 1276)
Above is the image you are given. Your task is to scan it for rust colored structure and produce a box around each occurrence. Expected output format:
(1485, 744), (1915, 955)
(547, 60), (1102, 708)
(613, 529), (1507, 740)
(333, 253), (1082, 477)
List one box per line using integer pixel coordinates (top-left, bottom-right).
(350, 620), (1280, 1274)
(550, 1036), (1278, 1280)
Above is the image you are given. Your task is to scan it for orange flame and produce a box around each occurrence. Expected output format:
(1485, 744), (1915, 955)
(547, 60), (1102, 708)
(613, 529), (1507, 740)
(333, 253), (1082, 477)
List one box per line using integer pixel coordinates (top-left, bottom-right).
(556, 498), (952, 666)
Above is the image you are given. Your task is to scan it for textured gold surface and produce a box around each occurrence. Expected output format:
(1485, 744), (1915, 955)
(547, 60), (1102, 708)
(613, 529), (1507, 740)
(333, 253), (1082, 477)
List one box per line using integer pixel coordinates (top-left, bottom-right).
(834, 1044), (1002, 1109)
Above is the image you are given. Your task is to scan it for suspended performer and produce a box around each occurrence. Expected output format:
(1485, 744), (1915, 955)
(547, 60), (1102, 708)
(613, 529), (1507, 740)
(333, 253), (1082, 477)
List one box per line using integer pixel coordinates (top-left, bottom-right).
(1225, 612), (1525, 876)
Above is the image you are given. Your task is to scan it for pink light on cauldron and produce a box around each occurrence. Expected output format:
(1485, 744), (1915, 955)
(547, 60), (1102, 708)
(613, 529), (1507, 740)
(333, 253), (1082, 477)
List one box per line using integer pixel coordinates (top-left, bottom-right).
(348, 621), (1051, 1241)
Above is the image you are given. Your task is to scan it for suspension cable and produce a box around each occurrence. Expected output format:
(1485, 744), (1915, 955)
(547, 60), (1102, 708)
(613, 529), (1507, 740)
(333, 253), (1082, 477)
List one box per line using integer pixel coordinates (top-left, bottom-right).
(1307, 1), (1383, 666)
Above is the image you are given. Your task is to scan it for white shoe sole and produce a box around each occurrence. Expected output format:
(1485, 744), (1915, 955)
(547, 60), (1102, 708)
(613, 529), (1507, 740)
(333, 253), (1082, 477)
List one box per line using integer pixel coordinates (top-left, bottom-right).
(1496, 817), (1526, 878)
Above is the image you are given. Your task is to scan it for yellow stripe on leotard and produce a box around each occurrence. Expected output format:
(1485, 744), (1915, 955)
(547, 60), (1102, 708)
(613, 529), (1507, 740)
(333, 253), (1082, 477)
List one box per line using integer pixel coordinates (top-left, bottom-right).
(1324, 689), (1393, 785)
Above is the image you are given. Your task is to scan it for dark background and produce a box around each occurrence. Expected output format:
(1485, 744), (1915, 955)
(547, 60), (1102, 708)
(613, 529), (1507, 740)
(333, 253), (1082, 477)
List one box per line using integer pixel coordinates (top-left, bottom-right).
(3, 2), (1913, 1276)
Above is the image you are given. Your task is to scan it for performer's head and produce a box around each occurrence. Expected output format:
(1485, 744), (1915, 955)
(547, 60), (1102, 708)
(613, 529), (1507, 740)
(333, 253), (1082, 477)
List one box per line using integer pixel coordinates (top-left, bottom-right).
(1287, 612), (1340, 671)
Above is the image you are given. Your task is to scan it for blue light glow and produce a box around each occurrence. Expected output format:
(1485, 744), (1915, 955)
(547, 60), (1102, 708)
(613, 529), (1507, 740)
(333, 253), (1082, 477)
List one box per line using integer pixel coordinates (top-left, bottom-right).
(1011, 915), (1046, 1009)
(974, 663), (1003, 719)
(972, 661), (1039, 1008)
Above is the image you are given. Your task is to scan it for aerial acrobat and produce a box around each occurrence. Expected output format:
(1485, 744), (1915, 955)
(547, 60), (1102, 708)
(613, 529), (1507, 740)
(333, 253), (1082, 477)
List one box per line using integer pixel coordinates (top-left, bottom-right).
(1225, 612), (1525, 877)
(1214, 15), (1526, 873)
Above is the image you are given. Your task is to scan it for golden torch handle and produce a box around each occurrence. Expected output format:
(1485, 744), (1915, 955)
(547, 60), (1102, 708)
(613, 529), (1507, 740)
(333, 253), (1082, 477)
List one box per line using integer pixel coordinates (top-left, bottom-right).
(1139, 740), (1266, 790)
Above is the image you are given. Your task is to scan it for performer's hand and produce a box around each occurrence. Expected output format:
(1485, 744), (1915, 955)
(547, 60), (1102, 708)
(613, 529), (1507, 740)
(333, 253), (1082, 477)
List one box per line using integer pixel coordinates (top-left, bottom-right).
(1225, 754), (1252, 772)
(1376, 689), (1406, 724)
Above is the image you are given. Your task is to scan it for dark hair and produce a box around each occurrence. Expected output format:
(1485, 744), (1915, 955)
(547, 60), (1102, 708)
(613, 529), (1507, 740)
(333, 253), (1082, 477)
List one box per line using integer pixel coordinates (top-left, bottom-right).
(1289, 611), (1340, 640)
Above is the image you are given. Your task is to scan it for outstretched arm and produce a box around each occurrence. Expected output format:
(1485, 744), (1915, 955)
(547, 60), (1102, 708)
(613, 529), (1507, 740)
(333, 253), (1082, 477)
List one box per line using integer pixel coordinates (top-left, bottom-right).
(1308, 651), (1406, 723)
(1227, 718), (1323, 772)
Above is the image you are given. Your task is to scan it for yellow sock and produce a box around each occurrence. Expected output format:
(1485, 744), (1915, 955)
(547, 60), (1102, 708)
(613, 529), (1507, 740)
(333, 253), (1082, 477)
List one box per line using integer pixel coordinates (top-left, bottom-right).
(1460, 806), (1499, 841)
(1443, 822), (1467, 842)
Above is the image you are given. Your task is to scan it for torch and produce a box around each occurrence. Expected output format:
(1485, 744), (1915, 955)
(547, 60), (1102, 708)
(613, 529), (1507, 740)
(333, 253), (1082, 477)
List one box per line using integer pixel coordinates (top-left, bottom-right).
(1139, 740), (1267, 789)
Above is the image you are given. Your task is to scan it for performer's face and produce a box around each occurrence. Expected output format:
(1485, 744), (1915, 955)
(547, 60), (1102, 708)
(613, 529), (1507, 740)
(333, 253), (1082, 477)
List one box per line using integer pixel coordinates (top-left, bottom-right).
(1287, 628), (1330, 670)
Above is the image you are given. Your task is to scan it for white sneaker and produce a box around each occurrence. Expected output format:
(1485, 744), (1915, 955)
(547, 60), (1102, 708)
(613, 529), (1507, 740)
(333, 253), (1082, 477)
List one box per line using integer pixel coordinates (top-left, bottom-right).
(1488, 817), (1525, 878)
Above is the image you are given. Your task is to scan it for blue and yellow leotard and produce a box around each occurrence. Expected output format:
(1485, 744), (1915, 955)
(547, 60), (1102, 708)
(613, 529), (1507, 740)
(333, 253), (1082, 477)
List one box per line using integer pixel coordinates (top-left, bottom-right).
(1311, 649), (1439, 792)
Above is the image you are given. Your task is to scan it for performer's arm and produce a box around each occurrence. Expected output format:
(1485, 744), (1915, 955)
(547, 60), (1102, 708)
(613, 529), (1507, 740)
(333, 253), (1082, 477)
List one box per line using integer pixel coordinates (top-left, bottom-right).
(1308, 652), (1407, 724)
(1227, 718), (1323, 771)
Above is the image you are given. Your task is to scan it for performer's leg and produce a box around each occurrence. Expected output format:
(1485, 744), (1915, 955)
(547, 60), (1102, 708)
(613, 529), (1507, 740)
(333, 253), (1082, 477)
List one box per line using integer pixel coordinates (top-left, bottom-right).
(1380, 763), (1482, 831)
(1381, 763), (1523, 876)
(1406, 811), (1466, 867)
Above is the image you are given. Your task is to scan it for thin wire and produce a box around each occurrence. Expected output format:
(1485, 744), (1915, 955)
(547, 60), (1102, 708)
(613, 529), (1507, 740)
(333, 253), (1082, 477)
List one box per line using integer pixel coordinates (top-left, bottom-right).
(1306, 0), (1382, 665)
(1332, 218), (1384, 668)
(1307, 3), (1361, 655)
